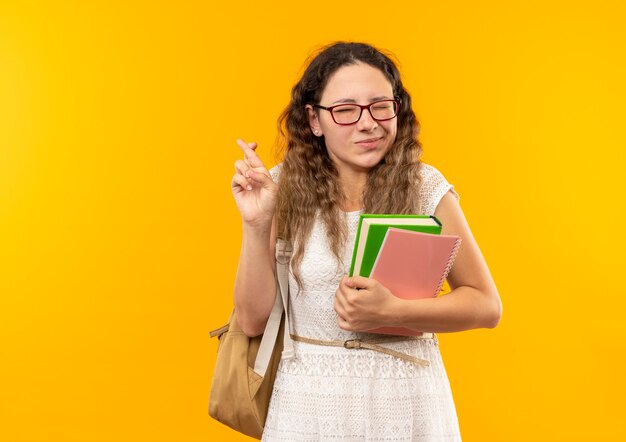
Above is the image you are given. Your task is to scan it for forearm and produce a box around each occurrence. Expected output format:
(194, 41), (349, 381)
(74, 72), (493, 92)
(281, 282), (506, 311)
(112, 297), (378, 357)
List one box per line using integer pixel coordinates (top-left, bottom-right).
(389, 286), (502, 333)
(233, 224), (277, 336)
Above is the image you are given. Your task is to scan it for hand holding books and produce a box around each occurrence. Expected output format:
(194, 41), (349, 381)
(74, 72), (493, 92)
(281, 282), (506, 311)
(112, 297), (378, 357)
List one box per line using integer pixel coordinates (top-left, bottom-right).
(347, 214), (462, 336)
(334, 274), (405, 334)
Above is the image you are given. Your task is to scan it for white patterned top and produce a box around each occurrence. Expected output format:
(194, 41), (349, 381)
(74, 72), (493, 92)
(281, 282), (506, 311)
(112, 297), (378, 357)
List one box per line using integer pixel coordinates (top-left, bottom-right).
(263, 162), (462, 441)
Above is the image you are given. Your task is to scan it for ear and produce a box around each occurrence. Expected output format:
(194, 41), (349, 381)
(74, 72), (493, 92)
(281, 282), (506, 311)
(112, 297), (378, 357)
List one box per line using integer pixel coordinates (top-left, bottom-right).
(305, 104), (323, 137)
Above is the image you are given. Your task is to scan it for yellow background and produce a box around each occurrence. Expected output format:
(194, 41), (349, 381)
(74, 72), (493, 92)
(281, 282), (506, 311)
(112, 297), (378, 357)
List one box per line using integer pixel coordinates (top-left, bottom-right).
(1, 1), (624, 441)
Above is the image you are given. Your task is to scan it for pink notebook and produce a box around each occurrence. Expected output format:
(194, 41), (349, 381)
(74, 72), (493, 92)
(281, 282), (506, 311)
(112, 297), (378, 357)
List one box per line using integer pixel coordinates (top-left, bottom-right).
(367, 228), (462, 336)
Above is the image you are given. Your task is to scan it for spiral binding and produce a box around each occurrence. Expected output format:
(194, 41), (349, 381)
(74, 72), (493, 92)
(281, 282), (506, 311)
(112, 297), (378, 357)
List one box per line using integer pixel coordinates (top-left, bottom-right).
(434, 237), (462, 296)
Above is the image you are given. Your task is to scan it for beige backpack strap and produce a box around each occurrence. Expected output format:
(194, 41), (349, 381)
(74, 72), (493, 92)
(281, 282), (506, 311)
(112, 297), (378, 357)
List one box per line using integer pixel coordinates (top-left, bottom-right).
(275, 238), (293, 359)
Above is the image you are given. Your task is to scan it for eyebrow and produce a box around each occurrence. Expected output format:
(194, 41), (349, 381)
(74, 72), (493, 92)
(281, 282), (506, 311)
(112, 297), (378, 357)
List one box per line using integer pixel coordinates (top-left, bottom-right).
(330, 96), (393, 105)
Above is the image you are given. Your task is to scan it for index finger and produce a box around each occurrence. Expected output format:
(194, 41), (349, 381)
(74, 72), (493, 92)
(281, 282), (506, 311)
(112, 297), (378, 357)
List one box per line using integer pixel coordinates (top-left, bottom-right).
(236, 138), (265, 168)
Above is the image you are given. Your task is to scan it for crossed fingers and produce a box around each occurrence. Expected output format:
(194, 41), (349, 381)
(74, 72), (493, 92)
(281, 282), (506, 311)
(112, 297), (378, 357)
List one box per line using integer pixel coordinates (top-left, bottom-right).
(232, 138), (270, 192)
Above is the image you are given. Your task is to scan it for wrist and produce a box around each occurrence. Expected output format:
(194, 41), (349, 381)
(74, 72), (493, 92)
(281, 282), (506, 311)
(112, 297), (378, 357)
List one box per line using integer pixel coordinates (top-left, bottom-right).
(383, 295), (405, 327)
(242, 219), (273, 236)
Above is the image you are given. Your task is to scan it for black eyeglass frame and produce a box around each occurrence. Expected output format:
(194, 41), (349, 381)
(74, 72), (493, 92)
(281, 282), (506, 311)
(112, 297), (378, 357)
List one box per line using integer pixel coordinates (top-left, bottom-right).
(311, 99), (401, 126)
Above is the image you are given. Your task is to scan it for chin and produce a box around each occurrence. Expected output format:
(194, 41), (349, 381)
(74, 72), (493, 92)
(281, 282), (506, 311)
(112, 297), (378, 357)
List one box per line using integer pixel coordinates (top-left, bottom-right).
(355, 155), (386, 171)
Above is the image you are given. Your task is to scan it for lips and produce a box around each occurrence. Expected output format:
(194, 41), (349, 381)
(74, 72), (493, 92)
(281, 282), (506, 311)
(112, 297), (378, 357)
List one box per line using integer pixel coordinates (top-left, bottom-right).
(355, 137), (383, 149)
(356, 137), (382, 144)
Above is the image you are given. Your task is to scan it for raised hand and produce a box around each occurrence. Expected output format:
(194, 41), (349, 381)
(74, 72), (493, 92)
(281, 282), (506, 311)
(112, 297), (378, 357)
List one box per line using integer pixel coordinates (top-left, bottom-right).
(231, 139), (278, 229)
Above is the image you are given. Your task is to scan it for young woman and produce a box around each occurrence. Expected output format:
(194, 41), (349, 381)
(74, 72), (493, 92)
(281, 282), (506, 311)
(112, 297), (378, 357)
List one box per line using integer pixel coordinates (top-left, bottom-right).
(231, 42), (502, 441)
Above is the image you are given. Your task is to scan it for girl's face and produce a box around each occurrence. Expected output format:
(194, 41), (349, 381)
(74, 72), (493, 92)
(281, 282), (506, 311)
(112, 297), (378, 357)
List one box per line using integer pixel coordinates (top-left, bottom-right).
(307, 62), (398, 176)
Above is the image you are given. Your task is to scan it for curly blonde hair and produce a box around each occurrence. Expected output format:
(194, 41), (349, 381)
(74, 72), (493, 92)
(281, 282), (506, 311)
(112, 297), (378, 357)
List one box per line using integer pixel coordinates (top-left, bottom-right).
(274, 42), (424, 289)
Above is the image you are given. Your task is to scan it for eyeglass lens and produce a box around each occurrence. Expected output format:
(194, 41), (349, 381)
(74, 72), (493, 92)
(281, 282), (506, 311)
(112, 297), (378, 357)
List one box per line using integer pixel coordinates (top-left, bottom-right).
(332, 101), (397, 124)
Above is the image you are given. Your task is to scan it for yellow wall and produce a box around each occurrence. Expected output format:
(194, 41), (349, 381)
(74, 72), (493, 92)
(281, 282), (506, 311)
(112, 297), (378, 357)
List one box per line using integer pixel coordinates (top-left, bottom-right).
(1, 1), (624, 441)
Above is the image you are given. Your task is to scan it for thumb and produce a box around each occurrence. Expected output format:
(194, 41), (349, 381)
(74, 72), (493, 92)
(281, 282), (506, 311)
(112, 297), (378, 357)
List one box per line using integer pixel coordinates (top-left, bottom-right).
(345, 275), (375, 290)
(247, 169), (275, 188)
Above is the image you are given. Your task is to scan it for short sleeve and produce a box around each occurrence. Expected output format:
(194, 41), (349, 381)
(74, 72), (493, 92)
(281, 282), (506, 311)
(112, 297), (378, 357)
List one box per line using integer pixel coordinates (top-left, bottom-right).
(418, 163), (460, 216)
(269, 163), (282, 183)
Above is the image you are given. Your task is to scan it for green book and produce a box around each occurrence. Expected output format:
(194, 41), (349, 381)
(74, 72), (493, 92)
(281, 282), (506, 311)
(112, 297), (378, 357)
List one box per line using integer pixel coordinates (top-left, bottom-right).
(349, 214), (443, 277)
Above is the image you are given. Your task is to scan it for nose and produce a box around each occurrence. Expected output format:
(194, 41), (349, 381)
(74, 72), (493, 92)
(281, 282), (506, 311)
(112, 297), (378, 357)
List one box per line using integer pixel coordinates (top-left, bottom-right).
(356, 108), (378, 131)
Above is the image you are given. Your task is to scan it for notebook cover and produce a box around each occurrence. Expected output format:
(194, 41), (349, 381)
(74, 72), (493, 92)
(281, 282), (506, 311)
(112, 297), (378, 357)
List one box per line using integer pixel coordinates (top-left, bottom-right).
(367, 228), (461, 336)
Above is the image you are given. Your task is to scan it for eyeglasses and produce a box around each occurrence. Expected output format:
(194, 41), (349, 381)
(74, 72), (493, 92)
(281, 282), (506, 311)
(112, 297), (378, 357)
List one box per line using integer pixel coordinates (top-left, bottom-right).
(312, 99), (400, 125)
